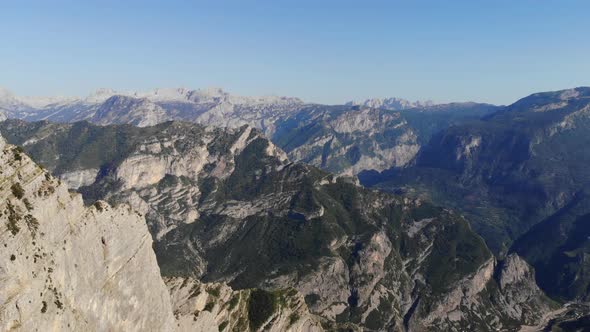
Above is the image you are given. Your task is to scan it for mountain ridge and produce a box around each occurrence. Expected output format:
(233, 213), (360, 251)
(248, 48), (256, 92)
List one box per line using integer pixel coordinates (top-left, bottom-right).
(0, 119), (559, 331)
(0, 86), (499, 176)
(360, 87), (590, 304)
(0, 128), (322, 332)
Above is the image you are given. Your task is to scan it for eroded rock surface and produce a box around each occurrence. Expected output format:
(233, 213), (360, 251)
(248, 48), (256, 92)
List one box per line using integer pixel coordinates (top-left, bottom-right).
(0, 135), (175, 331)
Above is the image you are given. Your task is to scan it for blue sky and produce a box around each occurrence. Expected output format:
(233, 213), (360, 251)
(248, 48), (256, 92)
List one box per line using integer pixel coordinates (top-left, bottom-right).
(1, 0), (589, 105)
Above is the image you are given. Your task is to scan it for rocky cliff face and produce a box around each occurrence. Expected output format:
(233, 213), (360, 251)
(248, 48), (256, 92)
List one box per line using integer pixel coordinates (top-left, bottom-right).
(0, 134), (176, 331)
(0, 133), (321, 332)
(0, 120), (557, 331)
(272, 105), (422, 176)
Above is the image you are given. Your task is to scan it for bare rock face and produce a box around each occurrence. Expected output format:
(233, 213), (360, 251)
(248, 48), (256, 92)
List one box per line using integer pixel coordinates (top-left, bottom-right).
(495, 254), (556, 325)
(409, 255), (557, 331)
(58, 168), (99, 189)
(0, 136), (176, 331)
(278, 106), (422, 175)
(413, 258), (497, 330)
(166, 277), (322, 332)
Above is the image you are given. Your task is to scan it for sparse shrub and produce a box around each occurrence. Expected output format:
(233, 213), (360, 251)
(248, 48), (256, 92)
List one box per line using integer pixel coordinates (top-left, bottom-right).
(6, 201), (21, 235)
(11, 183), (25, 199)
(23, 198), (33, 211)
(94, 201), (105, 212)
(25, 214), (39, 237)
(203, 302), (215, 312)
(41, 301), (47, 313)
(206, 286), (221, 298)
(228, 294), (240, 310)
(13, 147), (24, 161)
(288, 312), (300, 327)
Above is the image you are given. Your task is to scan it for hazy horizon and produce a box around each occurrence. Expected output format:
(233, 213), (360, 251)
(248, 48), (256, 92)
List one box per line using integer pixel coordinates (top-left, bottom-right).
(2, 0), (589, 105)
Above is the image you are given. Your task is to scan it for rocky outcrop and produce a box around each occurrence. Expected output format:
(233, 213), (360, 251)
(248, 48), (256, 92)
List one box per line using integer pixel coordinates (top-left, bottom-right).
(495, 254), (556, 325)
(166, 277), (322, 332)
(0, 135), (176, 331)
(407, 254), (556, 331)
(58, 168), (99, 189)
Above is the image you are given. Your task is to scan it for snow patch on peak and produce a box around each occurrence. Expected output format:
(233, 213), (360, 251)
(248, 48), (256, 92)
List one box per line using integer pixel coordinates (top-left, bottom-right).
(347, 97), (435, 110)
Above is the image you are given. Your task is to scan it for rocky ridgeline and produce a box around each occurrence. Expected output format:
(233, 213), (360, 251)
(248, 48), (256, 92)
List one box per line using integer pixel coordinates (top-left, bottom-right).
(0, 87), (497, 176)
(0, 134), (321, 331)
(346, 97), (435, 110)
(272, 105), (422, 176)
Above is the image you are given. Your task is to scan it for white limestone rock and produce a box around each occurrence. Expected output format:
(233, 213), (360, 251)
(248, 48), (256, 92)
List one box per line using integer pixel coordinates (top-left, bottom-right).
(0, 136), (176, 331)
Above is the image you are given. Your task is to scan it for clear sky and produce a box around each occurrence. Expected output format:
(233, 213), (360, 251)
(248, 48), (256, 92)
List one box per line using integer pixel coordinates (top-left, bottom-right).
(1, 0), (589, 105)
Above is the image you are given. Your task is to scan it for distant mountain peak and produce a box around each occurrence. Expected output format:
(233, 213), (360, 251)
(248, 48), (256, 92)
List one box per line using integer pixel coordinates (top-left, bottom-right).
(0, 86), (308, 113)
(346, 97), (436, 110)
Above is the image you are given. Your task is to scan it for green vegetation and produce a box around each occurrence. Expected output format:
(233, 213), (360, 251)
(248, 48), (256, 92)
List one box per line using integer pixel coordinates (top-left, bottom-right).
(512, 193), (590, 301)
(423, 217), (490, 295)
(6, 201), (21, 235)
(248, 289), (277, 330)
(13, 146), (24, 161)
(206, 286), (221, 298)
(228, 294), (240, 311)
(218, 321), (229, 331)
(363, 88), (590, 303)
(287, 312), (299, 327)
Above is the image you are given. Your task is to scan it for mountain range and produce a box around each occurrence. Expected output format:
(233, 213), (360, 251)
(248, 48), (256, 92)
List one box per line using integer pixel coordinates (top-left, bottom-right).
(1, 86), (590, 331)
(0, 120), (558, 331)
(346, 97), (435, 110)
(0, 87), (498, 176)
(360, 87), (590, 303)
